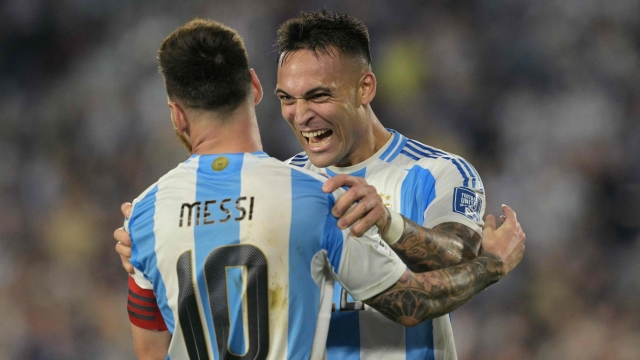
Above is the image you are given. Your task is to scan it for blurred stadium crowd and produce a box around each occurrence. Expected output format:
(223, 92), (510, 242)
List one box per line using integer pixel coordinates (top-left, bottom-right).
(1, 0), (639, 359)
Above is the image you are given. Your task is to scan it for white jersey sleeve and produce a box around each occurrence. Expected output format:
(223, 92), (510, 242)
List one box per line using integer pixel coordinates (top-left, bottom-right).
(417, 157), (486, 235)
(131, 269), (154, 290)
(321, 190), (406, 301)
(336, 228), (406, 301)
(124, 184), (160, 291)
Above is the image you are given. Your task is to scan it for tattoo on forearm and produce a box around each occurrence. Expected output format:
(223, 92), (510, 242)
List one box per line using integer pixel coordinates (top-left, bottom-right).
(364, 253), (502, 326)
(434, 222), (481, 261)
(390, 217), (482, 272)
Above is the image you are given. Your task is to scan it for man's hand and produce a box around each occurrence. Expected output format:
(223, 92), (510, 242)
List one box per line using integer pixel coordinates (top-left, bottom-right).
(114, 202), (135, 274)
(481, 205), (526, 278)
(322, 174), (390, 237)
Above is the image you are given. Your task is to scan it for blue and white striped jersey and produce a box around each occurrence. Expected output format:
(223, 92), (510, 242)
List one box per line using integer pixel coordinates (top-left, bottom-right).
(125, 151), (406, 360)
(288, 129), (486, 360)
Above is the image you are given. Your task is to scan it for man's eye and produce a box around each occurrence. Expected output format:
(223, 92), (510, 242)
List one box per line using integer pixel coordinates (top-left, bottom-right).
(312, 93), (329, 100)
(279, 95), (294, 103)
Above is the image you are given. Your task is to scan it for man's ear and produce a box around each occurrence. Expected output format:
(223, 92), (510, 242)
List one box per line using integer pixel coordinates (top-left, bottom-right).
(249, 69), (263, 106)
(168, 101), (189, 135)
(359, 70), (377, 106)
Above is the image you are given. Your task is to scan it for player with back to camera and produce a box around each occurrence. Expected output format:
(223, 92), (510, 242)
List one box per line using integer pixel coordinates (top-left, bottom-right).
(121, 18), (525, 360)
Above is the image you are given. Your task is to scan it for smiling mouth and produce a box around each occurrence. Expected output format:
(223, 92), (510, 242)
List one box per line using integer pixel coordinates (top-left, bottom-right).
(301, 129), (333, 148)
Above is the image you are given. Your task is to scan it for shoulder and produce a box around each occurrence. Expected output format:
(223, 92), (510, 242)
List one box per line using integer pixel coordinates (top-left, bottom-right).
(251, 157), (340, 207)
(126, 161), (196, 230)
(397, 138), (466, 169)
(396, 138), (484, 191)
(289, 165), (346, 205)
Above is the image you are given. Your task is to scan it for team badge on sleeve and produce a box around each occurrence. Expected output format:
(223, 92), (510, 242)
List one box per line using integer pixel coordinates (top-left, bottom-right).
(453, 187), (482, 222)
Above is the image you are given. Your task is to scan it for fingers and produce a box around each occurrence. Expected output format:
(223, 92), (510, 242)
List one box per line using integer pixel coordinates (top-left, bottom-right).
(121, 202), (133, 218)
(119, 254), (135, 274)
(322, 174), (366, 193)
(116, 203), (134, 274)
(484, 214), (497, 233)
(331, 182), (379, 218)
(115, 226), (134, 274)
(115, 241), (132, 258)
(114, 227), (132, 246)
(347, 201), (387, 237)
(337, 190), (386, 235)
(322, 175), (386, 236)
(500, 215), (506, 224)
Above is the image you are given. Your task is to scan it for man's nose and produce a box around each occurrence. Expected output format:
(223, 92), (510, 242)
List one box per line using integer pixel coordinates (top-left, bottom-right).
(292, 100), (313, 126)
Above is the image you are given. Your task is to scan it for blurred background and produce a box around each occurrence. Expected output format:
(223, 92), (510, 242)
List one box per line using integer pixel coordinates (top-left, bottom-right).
(1, 0), (639, 359)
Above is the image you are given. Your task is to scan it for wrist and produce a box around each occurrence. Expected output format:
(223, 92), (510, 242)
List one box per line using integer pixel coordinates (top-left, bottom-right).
(381, 208), (404, 245)
(473, 253), (504, 284)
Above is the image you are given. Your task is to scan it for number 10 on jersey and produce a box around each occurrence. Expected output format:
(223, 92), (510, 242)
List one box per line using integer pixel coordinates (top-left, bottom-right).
(176, 244), (270, 359)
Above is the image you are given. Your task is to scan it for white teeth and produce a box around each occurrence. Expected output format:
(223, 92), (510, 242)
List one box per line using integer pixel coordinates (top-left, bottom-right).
(301, 129), (328, 138)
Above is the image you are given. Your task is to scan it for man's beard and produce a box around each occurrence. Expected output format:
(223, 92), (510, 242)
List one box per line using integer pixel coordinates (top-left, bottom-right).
(175, 128), (192, 153)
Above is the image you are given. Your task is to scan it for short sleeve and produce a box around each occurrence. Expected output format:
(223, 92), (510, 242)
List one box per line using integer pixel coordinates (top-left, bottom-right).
(336, 228), (407, 301)
(419, 158), (486, 235)
(322, 190), (406, 301)
(131, 268), (153, 289)
(123, 184), (158, 273)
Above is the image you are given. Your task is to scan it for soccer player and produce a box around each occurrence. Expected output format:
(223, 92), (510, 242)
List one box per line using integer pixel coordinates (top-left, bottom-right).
(272, 10), (489, 359)
(122, 18), (525, 360)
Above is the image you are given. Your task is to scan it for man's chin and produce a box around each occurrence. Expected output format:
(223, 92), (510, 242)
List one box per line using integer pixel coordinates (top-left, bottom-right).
(306, 151), (340, 169)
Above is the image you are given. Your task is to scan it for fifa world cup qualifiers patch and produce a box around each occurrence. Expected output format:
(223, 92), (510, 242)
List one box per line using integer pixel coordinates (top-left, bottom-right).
(453, 187), (482, 222)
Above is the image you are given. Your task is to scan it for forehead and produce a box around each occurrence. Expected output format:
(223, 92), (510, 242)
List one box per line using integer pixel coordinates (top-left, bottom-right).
(277, 49), (354, 93)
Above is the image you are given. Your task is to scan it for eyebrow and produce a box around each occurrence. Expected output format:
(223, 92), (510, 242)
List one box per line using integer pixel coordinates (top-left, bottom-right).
(274, 86), (332, 97)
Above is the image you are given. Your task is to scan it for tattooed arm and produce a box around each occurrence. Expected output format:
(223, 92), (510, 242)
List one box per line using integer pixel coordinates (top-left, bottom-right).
(364, 253), (501, 326)
(364, 205), (525, 326)
(389, 217), (481, 273)
(321, 174), (481, 272)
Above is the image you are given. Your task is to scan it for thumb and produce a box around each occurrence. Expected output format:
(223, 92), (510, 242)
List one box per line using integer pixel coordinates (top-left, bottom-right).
(484, 214), (497, 234)
(501, 204), (517, 224)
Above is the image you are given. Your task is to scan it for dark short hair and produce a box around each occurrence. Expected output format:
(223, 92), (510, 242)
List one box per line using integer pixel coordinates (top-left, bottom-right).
(158, 19), (252, 113)
(276, 9), (372, 66)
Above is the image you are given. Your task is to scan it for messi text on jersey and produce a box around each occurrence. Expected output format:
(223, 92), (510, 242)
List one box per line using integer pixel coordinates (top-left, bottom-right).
(179, 196), (255, 227)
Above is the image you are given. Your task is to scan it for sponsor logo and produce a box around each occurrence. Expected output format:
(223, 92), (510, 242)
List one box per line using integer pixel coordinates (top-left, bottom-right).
(453, 187), (482, 222)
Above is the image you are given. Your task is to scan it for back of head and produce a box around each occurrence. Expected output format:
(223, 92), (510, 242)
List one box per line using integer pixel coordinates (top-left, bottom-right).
(276, 9), (372, 67)
(159, 19), (252, 113)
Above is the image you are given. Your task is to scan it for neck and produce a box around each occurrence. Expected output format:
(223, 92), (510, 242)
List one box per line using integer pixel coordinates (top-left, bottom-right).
(189, 102), (263, 155)
(335, 107), (391, 167)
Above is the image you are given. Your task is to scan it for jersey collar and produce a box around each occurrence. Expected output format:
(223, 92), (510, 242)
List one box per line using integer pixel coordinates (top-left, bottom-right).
(326, 129), (402, 175)
(187, 150), (269, 160)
